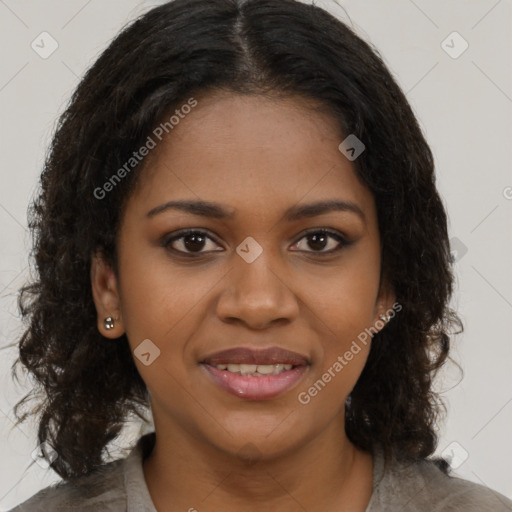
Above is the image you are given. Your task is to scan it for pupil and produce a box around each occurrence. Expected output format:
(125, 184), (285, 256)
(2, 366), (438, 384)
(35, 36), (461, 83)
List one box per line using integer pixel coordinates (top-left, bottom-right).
(184, 233), (205, 252)
(309, 233), (327, 251)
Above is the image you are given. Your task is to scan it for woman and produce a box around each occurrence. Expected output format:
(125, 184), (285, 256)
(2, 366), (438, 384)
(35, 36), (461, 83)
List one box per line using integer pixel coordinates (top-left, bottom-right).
(7, 0), (511, 510)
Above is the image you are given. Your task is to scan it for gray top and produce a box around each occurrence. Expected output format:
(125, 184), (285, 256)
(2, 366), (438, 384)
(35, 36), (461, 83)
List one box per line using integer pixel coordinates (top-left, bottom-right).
(9, 432), (512, 511)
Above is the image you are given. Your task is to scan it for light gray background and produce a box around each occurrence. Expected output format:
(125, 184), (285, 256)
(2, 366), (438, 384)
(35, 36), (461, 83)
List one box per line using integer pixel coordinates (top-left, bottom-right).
(0, 0), (511, 509)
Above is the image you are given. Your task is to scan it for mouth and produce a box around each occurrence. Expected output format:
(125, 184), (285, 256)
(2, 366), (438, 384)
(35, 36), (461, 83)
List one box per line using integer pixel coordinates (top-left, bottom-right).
(200, 347), (309, 400)
(210, 362), (296, 376)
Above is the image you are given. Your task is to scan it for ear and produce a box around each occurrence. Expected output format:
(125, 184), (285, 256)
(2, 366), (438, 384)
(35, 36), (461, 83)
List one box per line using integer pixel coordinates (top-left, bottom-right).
(90, 250), (125, 339)
(372, 275), (398, 333)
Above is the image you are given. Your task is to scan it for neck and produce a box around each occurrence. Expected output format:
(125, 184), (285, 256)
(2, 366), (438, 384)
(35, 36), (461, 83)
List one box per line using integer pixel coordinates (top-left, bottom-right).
(143, 415), (374, 512)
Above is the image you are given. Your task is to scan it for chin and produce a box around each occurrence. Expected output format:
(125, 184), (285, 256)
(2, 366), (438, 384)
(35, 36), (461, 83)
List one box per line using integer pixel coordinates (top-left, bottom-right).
(204, 420), (307, 463)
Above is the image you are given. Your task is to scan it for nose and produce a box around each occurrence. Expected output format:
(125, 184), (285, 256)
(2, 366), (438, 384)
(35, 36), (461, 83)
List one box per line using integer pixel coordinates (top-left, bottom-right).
(215, 247), (299, 330)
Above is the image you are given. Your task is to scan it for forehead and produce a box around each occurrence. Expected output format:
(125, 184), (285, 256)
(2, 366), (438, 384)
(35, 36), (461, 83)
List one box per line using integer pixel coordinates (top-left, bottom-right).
(128, 91), (374, 220)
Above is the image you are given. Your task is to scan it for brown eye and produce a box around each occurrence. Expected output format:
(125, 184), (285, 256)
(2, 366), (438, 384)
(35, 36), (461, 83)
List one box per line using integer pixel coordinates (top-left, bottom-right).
(163, 230), (222, 255)
(292, 229), (350, 255)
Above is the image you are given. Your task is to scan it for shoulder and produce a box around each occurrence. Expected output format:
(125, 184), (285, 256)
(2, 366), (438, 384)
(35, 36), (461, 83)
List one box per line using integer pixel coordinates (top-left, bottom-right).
(8, 431), (157, 512)
(369, 449), (512, 511)
(7, 458), (126, 512)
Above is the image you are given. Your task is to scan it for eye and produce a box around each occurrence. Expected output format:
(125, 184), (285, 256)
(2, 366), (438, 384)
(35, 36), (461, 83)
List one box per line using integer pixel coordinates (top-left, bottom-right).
(291, 229), (351, 255)
(162, 229), (223, 256)
(162, 228), (351, 258)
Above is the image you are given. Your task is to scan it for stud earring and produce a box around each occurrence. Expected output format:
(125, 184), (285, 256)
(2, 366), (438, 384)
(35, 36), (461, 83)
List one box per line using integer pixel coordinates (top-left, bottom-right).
(379, 313), (391, 324)
(104, 317), (115, 330)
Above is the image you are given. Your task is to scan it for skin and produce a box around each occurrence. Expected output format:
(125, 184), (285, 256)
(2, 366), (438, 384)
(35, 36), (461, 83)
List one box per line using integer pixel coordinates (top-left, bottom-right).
(91, 91), (395, 512)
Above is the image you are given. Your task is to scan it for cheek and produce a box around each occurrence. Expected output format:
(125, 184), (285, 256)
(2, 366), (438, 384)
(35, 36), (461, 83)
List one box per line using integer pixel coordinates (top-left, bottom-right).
(302, 247), (380, 391)
(298, 270), (377, 411)
(117, 244), (222, 349)
(309, 250), (381, 338)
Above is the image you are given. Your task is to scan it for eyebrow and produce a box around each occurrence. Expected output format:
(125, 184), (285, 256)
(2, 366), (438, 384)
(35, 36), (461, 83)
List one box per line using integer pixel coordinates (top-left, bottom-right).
(146, 199), (365, 223)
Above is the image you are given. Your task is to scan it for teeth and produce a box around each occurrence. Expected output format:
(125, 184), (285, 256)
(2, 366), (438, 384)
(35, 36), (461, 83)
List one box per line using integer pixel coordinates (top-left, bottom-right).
(240, 364), (257, 374)
(215, 363), (293, 376)
(256, 364), (280, 375)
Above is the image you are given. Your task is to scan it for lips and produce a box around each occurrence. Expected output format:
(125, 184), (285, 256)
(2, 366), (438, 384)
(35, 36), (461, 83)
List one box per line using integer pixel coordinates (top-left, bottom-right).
(201, 346), (309, 366)
(200, 346), (309, 400)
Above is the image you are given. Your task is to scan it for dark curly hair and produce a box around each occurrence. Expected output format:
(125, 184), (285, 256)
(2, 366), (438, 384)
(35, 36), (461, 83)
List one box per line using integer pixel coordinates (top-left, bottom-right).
(5, 0), (462, 481)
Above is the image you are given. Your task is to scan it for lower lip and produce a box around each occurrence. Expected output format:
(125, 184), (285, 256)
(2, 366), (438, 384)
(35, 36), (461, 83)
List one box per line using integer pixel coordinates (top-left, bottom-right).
(201, 364), (308, 400)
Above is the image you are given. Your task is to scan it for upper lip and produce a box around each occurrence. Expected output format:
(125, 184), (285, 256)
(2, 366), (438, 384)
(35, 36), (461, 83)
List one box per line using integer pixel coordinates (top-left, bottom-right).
(201, 347), (309, 366)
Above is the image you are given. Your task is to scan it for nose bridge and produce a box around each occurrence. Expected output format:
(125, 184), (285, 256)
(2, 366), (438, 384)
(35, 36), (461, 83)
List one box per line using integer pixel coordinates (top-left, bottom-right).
(237, 244), (281, 297)
(216, 236), (298, 327)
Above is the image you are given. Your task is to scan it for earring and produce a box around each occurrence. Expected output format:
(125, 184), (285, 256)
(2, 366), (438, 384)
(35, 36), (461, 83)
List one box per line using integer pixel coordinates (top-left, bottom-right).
(379, 313), (391, 324)
(104, 317), (115, 330)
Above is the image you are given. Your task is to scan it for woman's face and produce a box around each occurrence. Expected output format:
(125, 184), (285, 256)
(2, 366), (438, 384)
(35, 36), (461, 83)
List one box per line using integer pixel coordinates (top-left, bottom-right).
(92, 91), (393, 460)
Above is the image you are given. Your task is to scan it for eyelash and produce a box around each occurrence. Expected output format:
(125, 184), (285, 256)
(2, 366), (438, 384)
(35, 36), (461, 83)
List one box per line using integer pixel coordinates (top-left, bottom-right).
(161, 228), (352, 258)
